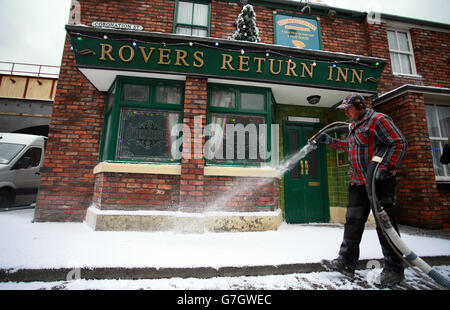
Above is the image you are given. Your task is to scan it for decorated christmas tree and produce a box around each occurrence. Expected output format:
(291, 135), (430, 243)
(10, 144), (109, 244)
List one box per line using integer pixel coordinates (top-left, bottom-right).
(232, 4), (261, 42)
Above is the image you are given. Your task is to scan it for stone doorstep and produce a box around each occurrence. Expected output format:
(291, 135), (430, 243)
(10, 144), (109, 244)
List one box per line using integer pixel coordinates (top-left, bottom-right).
(1, 256), (449, 283)
(85, 207), (283, 233)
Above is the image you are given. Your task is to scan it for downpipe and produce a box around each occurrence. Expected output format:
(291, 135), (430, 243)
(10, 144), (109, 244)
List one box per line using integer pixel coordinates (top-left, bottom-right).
(366, 151), (450, 289)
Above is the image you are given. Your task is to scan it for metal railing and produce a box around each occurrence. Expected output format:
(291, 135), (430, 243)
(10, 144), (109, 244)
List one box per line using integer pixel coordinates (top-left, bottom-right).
(0, 61), (60, 83)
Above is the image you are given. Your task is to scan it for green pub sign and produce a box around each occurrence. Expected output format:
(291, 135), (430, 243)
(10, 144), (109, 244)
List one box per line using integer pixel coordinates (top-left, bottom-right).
(69, 34), (383, 93)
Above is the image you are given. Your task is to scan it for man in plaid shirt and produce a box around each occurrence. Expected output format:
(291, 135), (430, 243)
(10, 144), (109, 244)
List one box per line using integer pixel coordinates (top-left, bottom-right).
(318, 93), (407, 287)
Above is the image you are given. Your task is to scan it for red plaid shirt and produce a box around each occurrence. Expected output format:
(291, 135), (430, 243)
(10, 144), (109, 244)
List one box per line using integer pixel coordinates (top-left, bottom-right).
(330, 109), (407, 185)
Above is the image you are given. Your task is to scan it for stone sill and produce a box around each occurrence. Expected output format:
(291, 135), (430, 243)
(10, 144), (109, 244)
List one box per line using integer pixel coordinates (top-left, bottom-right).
(93, 162), (181, 175)
(93, 162), (281, 178)
(204, 166), (281, 179)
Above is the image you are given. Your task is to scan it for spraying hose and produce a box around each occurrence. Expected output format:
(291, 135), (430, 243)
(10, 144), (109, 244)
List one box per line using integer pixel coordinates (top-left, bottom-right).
(366, 151), (450, 289)
(308, 121), (350, 144)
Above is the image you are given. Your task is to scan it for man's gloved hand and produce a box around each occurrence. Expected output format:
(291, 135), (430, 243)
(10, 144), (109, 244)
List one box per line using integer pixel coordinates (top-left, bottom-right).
(315, 133), (332, 144)
(375, 167), (390, 181)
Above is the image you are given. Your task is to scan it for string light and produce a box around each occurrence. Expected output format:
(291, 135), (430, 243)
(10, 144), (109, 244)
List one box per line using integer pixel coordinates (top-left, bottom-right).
(70, 32), (381, 69)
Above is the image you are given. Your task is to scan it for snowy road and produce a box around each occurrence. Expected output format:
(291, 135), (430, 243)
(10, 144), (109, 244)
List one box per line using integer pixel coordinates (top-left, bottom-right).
(1, 265), (448, 290)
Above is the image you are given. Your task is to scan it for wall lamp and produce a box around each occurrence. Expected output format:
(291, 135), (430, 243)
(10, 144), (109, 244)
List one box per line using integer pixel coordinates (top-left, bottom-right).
(307, 95), (321, 105)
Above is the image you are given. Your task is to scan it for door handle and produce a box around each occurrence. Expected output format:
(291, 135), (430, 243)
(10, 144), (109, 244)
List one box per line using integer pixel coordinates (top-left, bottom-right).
(305, 160), (309, 175)
(300, 160), (304, 175)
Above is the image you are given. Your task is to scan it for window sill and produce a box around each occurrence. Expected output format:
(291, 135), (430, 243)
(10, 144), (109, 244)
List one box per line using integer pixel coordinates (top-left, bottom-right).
(392, 73), (422, 79)
(93, 162), (181, 175)
(204, 166), (281, 179)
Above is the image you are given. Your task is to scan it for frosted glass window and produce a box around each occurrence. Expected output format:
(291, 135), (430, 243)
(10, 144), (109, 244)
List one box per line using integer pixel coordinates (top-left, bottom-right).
(387, 29), (416, 75)
(193, 3), (208, 26)
(156, 86), (182, 105)
(175, 1), (209, 37)
(121, 84), (149, 103)
(177, 2), (193, 24)
(241, 93), (265, 111)
(425, 104), (450, 179)
(211, 90), (235, 108)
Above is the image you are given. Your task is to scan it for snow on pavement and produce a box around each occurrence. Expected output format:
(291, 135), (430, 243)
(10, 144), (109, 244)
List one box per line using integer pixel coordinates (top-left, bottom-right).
(1, 209), (449, 270)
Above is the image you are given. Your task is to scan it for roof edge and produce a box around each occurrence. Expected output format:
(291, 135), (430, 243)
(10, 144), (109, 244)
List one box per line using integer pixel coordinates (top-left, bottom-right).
(373, 84), (450, 106)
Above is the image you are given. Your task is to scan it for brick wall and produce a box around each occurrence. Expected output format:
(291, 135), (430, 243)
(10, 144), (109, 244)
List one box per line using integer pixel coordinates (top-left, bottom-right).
(180, 77), (208, 212)
(376, 93), (449, 229)
(93, 172), (180, 211)
(34, 33), (105, 222)
(410, 28), (450, 88)
(204, 176), (280, 212)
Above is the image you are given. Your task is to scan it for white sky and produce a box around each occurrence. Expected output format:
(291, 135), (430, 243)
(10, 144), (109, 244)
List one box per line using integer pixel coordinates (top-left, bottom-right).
(0, 0), (449, 67)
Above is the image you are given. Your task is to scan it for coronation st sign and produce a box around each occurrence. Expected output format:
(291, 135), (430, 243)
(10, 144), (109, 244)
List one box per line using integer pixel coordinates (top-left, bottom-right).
(70, 35), (382, 92)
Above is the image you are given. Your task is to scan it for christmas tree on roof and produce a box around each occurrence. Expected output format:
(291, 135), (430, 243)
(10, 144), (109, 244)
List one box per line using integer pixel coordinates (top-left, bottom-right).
(232, 4), (261, 43)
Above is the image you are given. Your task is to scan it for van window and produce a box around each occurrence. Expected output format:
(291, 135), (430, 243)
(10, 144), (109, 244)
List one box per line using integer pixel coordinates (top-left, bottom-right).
(17, 147), (42, 168)
(0, 143), (25, 164)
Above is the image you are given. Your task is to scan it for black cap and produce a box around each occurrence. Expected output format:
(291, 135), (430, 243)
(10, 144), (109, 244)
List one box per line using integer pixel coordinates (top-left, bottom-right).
(336, 93), (366, 110)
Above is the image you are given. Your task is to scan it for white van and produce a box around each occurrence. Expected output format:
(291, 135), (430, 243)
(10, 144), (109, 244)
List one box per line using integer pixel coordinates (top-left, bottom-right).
(0, 133), (46, 208)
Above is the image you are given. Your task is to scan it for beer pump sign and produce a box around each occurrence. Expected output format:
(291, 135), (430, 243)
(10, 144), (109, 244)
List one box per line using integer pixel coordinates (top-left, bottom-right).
(274, 13), (322, 50)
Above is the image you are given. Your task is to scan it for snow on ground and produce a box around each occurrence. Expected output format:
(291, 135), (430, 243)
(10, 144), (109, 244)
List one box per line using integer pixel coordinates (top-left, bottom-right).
(1, 209), (449, 271)
(1, 265), (449, 290)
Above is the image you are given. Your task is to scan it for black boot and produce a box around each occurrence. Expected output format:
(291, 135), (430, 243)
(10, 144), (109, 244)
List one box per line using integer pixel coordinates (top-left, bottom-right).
(320, 257), (355, 278)
(379, 267), (404, 287)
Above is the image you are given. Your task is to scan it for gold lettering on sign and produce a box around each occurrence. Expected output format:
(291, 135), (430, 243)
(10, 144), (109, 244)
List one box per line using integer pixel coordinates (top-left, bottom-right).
(351, 69), (363, 84)
(221, 54), (234, 71)
(301, 63), (314, 79)
(100, 43), (115, 61)
(254, 57), (266, 73)
(118, 45), (134, 62)
(336, 67), (349, 82)
(139, 47), (155, 63)
(193, 51), (204, 68)
(327, 66), (334, 81)
(285, 60), (298, 77)
(158, 48), (171, 65)
(269, 59), (283, 75)
(238, 56), (250, 72)
(175, 49), (190, 67)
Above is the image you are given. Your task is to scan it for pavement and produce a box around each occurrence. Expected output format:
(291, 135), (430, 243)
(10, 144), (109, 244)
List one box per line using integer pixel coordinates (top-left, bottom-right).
(0, 207), (449, 290)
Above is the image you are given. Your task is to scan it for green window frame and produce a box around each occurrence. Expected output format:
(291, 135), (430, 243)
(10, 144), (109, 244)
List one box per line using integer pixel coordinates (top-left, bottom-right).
(99, 76), (185, 164)
(173, 0), (211, 37)
(206, 84), (274, 166)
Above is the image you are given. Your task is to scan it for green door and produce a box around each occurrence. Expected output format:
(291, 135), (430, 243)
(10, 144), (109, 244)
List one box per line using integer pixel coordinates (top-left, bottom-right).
(283, 121), (330, 223)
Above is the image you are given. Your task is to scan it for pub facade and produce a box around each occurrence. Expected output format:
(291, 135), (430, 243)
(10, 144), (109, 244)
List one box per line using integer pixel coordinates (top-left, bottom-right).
(34, 0), (450, 230)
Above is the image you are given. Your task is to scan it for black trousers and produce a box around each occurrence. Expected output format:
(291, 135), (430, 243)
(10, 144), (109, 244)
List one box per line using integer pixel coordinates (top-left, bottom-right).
(338, 177), (404, 272)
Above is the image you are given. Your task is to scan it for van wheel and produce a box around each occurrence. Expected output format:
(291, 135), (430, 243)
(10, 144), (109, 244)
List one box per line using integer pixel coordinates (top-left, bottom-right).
(0, 189), (14, 208)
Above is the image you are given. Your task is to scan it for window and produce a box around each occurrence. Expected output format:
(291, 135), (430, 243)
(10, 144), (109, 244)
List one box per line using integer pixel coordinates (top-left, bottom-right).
(174, 0), (210, 37)
(12, 147), (42, 170)
(206, 85), (272, 165)
(425, 104), (450, 180)
(387, 30), (416, 75)
(100, 77), (184, 163)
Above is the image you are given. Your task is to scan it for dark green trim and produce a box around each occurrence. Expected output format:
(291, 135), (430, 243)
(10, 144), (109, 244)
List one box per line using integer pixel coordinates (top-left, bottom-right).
(100, 76), (185, 164)
(205, 83), (273, 167)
